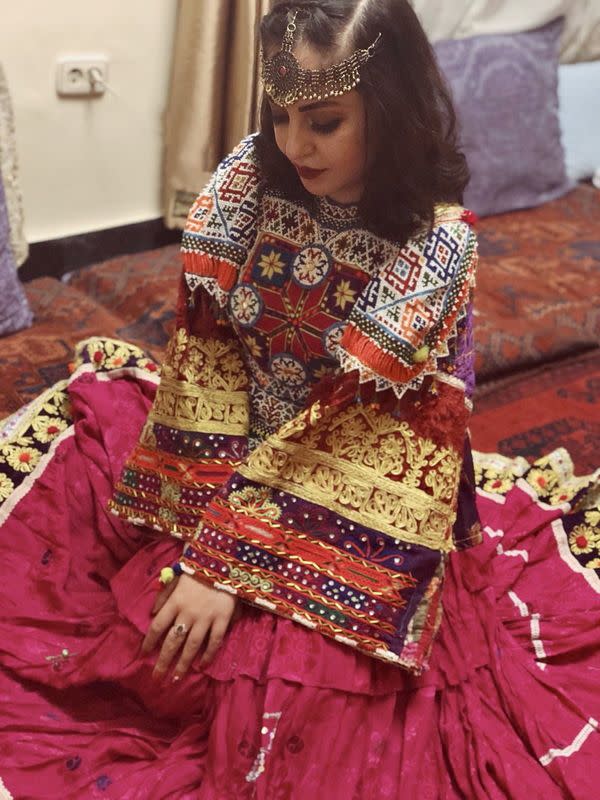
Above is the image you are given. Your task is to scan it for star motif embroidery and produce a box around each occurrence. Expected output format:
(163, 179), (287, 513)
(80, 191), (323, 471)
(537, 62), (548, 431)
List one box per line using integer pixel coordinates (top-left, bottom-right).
(259, 250), (285, 280)
(333, 279), (357, 311)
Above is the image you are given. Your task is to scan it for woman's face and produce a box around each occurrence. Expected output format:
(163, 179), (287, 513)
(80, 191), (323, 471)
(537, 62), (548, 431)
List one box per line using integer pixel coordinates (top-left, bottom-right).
(269, 45), (368, 204)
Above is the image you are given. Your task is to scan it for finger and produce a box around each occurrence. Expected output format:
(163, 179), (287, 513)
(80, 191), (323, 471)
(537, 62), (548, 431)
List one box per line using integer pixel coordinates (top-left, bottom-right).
(141, 598), (178, 655)
(152, 621), (191, 679)
(171, 619), (211, 682)
(151, 578), (178, 615)
(199, 618), (229, 667)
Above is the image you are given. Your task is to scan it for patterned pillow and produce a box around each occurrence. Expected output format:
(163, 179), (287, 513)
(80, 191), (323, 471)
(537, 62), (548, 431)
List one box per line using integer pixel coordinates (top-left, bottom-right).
(435, 18), (573, 217)
(0, 176), (32, 337)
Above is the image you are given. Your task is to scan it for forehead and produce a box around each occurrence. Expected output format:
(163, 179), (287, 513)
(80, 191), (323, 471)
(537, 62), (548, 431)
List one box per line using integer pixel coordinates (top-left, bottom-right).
(293, 42), (332, 70)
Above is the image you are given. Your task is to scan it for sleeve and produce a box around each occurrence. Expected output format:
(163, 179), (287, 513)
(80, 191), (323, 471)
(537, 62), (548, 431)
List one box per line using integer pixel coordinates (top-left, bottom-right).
(108, 135), (261, 537)
(176, 207), (480, 674)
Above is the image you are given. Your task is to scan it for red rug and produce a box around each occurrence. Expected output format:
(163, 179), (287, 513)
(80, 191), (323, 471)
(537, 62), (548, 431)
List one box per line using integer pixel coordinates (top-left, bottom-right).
(471, 348), (600, 475)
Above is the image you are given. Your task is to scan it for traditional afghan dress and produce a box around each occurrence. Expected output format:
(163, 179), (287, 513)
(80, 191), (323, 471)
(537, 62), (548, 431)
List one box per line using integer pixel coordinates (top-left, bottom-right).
(0, 136), (598, 799)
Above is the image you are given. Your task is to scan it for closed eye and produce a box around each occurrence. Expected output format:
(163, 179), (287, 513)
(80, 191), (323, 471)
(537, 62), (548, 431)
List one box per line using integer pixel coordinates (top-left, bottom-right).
(310, 119), (342, 134)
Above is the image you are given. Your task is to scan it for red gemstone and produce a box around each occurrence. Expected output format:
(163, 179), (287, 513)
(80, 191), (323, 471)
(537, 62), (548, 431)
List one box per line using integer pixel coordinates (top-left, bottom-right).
(47, 425), (59, 435)
(93, 351), (103, 363)
(278, 65), (287, 77)
(576, 536), (588, 549)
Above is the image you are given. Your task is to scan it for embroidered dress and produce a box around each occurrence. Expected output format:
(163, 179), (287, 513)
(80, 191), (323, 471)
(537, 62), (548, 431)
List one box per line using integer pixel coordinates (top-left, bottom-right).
(110, 135), (481, 671)
(0, 137), (598, 799)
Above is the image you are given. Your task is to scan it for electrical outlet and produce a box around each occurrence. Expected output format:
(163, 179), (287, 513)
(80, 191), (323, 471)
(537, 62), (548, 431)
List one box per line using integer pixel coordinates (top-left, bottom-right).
(56, 56), (109, 97)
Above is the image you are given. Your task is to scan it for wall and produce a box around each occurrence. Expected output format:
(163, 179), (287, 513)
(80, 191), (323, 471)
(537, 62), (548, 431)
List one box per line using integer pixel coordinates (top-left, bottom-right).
(0, 0), (177, 243)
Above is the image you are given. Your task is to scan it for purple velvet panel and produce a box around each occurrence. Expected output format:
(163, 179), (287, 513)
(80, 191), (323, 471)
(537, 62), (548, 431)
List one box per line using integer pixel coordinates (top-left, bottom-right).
(435, 19), (573, 217)
(0, 176), (32, 337)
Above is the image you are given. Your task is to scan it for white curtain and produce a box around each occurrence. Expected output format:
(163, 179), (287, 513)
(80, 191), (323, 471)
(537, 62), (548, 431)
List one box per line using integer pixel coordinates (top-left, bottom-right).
(0, 63), (28, 267)
(162, 0), (271, 229)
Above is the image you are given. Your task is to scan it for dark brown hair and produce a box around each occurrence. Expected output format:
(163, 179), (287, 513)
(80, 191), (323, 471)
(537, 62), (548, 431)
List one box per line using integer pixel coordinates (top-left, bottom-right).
(256, 0), (469, 244)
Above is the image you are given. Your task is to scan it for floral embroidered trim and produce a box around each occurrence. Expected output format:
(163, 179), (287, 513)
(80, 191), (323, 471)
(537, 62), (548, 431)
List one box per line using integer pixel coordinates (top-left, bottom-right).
(0, 382), (72, 510)
(474, 448), (600, 575)
(474, 449), (598, 507)
(73, 337), (158, 376)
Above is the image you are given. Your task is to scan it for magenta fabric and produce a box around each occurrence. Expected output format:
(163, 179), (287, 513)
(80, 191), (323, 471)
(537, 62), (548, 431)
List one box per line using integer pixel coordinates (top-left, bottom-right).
(0, 369), (598, 798)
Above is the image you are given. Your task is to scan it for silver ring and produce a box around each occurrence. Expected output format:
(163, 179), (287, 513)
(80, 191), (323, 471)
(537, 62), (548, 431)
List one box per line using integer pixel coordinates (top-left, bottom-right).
(172, 622), (188, 638)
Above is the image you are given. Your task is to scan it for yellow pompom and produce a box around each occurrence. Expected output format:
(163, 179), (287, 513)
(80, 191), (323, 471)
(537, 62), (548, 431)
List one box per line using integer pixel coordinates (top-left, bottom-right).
(412, 345), (430, 364)
(159, 567), (175, 585)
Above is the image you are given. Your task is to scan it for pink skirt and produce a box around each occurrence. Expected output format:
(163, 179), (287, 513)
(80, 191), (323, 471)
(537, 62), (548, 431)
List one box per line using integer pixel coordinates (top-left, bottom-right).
(0, 363), (598, 799)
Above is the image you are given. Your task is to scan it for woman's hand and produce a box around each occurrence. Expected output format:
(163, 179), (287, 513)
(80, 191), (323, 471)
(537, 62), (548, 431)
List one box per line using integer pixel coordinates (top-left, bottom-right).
(141, 573), (238, 682)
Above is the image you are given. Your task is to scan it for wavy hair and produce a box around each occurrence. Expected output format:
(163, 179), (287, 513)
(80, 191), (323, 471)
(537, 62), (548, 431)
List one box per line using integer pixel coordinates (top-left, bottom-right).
(256, 0), (469, 244)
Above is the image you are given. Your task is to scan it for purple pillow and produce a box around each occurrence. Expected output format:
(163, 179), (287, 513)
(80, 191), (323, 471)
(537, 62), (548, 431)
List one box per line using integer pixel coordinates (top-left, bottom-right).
(0, 176), (32, 337)
(435, 19), (573, 217)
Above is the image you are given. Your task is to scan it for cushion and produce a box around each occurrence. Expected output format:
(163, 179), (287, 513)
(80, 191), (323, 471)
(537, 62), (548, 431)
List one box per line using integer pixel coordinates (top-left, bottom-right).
(0, 176), (32, 336)
(558, 60), (600, 182)
(435, 19), (573, 217)
(410, 0), (600, 64)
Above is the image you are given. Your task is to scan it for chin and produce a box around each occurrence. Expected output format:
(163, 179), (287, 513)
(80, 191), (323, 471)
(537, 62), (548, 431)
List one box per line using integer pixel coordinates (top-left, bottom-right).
(305, 187), (329, 198)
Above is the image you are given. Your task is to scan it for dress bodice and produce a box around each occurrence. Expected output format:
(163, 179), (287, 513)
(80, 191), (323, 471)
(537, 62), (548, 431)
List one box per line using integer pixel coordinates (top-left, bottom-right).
(227, 192), (401, 444)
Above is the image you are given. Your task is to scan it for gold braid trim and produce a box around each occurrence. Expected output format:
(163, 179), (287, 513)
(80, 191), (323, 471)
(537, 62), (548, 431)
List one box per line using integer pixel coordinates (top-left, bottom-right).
(237, 446), (455, 551)
(151, 376), (249, 436)
(237, 403), (461, 552)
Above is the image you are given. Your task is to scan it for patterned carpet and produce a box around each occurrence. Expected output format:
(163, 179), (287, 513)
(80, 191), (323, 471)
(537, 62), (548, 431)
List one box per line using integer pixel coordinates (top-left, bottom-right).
(470, 348), (600, 475)
(475, 183), (599, 380)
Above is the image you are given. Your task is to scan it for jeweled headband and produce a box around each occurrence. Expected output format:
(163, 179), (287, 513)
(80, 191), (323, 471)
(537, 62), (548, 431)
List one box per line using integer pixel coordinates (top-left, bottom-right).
(261, 9), (382, 107)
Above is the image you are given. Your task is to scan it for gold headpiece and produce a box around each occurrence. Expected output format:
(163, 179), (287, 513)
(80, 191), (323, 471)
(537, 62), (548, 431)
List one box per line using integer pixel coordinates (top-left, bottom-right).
(261, 9), (382, 107)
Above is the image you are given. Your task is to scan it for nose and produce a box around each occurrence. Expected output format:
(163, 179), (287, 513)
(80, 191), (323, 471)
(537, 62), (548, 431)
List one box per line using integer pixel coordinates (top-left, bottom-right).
(284, 118), (313, 163)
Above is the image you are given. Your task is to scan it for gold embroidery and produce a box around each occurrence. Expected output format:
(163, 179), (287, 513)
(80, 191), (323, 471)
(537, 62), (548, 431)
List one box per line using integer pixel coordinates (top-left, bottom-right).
(229, 565), (274, 593)
(150, 376), (249, 436)
(238, 403), (461, 551)
(228, 486), (282, 522)
(151, 328), (250, 436)
(161, 327), (248, 392)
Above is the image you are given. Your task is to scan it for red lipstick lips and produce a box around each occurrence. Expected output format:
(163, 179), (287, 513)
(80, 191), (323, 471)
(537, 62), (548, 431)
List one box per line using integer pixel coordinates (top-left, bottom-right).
(295, 165), (326, 180)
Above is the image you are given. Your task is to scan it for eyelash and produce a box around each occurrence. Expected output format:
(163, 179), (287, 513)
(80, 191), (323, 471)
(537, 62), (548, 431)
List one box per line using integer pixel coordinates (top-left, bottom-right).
(271, 116), (342, 135)
(311, 119), (341, 134)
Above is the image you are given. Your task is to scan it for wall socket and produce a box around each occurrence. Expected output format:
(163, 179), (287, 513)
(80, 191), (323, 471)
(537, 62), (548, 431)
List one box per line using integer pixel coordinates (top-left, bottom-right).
(56, 56), (109, 97)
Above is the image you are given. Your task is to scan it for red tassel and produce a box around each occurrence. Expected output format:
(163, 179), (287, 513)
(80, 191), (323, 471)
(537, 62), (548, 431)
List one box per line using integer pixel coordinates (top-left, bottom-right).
(461, 209), (479, 226)
(181, 252), (237, 292)
(340, 326), (421, 383)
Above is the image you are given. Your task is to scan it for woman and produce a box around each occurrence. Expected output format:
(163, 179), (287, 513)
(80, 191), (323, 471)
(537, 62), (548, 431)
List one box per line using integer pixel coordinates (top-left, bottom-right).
(0, 2), (598, 797)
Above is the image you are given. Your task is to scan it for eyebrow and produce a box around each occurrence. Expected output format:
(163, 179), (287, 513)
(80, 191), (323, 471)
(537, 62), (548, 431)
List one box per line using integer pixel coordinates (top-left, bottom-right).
(298, 100), (341, 112)
(268, 100), (341, 113)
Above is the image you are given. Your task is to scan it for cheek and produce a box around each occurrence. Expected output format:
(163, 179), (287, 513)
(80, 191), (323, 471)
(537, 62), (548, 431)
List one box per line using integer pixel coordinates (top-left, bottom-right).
(336, 132), (366, 175)
(273, 126), (287, 154)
